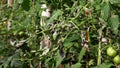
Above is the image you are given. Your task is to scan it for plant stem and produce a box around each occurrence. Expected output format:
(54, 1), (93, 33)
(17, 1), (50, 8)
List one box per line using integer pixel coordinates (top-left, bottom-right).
(97, 40), (101, 65)
(97, 21), (106, 65)
(86, 51), (89, 68)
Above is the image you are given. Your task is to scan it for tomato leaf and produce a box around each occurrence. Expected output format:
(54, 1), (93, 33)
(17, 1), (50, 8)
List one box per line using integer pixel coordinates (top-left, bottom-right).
(101, 2), (110, 21)
(110, 0), (120, 4)
(21, 0), (30, 11)
(71, 63), (81, 68)
(91, 63), (113, 68)
(55, 50), (63, 68)
(110, 15), (119, 34)
(17, 0), (23, 4)
(78, 47), (86, 62)
(63, 42), (73, 48)
(47, 10), (63, 23)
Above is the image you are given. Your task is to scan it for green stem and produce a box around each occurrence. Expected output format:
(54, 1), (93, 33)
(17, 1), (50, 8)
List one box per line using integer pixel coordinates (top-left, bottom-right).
(62, 29), (73, 42)
(13, 58), (32, 61)
(69, 21), (79, 30)
(97, 22), (106, 65)
(97, 40), (101, 65)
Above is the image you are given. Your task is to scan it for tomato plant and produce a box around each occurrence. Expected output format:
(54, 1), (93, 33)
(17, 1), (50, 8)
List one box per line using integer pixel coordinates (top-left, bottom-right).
(0, 0), (120, 68)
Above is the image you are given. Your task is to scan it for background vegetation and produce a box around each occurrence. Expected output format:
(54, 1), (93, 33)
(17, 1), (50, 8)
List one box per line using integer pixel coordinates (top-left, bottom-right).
(0, 0), (120, 68)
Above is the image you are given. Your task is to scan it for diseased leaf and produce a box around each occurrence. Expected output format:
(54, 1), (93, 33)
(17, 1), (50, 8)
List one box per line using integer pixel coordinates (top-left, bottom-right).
(47, 10), (63, 23)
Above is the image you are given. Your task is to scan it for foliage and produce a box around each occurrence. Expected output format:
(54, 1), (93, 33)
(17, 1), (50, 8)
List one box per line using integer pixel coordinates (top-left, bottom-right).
(0, 0), (120, 68)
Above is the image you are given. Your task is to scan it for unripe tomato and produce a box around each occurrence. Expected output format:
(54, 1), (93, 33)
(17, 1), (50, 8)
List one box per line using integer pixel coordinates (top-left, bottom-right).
(106, 46), (117, 57)
(113, 55), (120, 65)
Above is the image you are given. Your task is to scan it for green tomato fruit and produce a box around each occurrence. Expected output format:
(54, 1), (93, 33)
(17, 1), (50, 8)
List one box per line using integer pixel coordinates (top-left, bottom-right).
(107, 46), (117, 57)
(113, 55), (120, 65)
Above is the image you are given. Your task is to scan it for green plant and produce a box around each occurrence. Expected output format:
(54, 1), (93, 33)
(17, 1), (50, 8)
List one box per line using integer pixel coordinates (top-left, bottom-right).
(0, 0), (120, 68)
